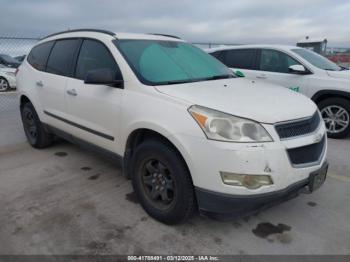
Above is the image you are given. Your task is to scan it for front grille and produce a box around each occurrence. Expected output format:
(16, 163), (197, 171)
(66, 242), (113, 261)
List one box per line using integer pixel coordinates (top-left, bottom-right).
(287, 135), (326, 166)
(275, 112), (321, 139)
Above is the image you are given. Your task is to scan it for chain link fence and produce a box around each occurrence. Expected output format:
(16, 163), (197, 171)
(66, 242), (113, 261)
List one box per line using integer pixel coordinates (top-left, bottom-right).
(0, 36), (39, 93)
(0, 36), (39, 57)
(0, 35), (39, 114)
(0, 36), (39, 146)
(0, 91), (18, 112)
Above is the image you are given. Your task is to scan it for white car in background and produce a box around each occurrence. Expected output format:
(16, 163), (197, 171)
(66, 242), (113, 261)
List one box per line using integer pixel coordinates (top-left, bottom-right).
(0, 64), (16, 92)
(208, 45), (350, 138)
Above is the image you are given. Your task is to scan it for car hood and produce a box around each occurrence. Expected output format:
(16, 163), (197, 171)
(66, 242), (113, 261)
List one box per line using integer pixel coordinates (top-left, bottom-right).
(154, 78), (317, 124)
(0, 67), (16, 73)
(326, 70), (350, 80)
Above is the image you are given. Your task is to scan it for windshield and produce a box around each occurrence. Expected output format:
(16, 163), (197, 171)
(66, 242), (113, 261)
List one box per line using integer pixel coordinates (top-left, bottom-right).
(0, 54), (20, 64)
(115, 40), (233, 85)
(292, 48), (341, 71)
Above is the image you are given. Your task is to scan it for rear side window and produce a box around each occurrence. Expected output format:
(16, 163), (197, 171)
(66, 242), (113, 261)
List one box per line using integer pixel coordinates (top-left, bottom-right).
(210, 51), (224, 60)
(222, 49), (256, 69)
(75, 39), (122, 80)
(46, 39), (81, 77)
(27, 41), (54, 71)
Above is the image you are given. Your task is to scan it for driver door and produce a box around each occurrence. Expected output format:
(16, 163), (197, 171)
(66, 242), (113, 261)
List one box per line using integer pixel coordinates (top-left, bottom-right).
(65, 39), (124, 151)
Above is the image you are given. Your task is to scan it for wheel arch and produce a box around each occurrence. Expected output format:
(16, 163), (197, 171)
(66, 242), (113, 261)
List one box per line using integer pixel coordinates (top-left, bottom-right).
(123, 128), (192, 181)
(0, 76), (9, 81)
(20, 94), (31, 108)
(19, 94), (44, 122)
(312, 90), (350, 104)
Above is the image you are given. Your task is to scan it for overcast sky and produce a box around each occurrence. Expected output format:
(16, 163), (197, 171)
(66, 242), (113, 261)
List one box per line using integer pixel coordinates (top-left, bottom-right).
(1, 0), (349, 47)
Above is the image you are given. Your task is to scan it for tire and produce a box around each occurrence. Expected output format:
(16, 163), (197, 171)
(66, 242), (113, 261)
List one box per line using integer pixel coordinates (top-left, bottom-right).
(0, 77), (10, 92)
(318, 97), (350, 139)
(131, 139), (196, 224)
(20, 102), (54, 148)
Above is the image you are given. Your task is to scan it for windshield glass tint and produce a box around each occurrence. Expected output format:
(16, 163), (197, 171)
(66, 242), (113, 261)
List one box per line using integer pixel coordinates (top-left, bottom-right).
(292, 48), (341, 71)
(116, 40), (231, 85)
(1, 54), (19, 64)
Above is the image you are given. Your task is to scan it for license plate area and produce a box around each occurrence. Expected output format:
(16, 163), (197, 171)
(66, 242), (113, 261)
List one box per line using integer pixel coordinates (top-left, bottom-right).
(309, 163), (328, 192)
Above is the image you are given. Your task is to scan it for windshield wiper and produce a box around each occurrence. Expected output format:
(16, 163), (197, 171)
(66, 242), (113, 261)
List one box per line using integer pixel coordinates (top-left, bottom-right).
(157, 79), (196, 85)
(204, 74), (234, 81)
(156, 74), (234, 85)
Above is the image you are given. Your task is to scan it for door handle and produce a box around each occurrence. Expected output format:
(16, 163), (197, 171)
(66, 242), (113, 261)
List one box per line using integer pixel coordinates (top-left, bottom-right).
(66, 89), (78, 96)
(36, 81), (43, 87)
(256, 74), (267, 79)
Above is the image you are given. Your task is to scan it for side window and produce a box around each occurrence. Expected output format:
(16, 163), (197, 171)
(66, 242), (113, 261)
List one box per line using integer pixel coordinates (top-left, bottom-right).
(211, 51), (224, 60)
(222, 49), (256, 69)
(75, 39), (122, 80)
(46, 39), (81, 77)
(259, 49), (301, 73)
(27, 41), (54, 71)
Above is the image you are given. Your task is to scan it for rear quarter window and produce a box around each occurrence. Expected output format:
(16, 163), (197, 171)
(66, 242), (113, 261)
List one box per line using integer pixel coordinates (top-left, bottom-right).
(27, 41), (54, 71)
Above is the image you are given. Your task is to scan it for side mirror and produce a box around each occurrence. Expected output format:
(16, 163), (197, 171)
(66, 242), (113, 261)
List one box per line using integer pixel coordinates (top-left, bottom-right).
(289, 64), (308, 75)
(84, 68), (124, 88)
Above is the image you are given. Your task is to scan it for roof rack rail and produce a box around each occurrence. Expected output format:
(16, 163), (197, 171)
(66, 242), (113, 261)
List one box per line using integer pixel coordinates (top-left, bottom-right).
(148, 33), (181, 39)
(42, 29), (115, 40)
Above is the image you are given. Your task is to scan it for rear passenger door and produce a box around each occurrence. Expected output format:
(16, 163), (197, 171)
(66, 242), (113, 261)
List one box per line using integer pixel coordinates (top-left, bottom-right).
(65, 39), (123, 151)
(212, 49), (258, 78)
(39, 39), (81, 131)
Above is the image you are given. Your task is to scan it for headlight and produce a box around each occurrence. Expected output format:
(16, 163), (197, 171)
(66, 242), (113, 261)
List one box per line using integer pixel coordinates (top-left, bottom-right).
(188, 105), (272, 142)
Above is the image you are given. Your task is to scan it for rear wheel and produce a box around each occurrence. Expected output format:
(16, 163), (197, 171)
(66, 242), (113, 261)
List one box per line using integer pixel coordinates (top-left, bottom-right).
(131, 139), (196, 224)
(20, 102), (53, 148)
(0, 77), (10, 92)
(319, 97), (350, 138)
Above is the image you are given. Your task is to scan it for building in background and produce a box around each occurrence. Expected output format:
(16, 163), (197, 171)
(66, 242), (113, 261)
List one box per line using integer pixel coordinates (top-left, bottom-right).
(297, 36), (328, 55)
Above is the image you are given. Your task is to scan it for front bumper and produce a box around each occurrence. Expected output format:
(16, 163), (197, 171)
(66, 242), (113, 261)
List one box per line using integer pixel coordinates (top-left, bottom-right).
(4, 74), (16, 88)
(8, 76), (17, 88)
(172, 122), (327, 196)
(196, 162), (328, 217)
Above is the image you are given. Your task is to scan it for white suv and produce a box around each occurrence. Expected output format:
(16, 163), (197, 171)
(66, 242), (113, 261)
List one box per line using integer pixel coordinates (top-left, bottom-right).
(208, 45), (350, 138)
(17, 30), (328, 224)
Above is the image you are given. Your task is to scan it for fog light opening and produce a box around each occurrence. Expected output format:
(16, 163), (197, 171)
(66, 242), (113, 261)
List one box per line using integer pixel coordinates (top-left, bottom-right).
(220, 172), (273, 189)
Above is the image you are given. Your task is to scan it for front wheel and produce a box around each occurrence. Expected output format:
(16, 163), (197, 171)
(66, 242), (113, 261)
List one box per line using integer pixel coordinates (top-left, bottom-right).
(319, 97), (350, 139)
(0, 77), (10, 92)
(131, 139), (196, 224)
